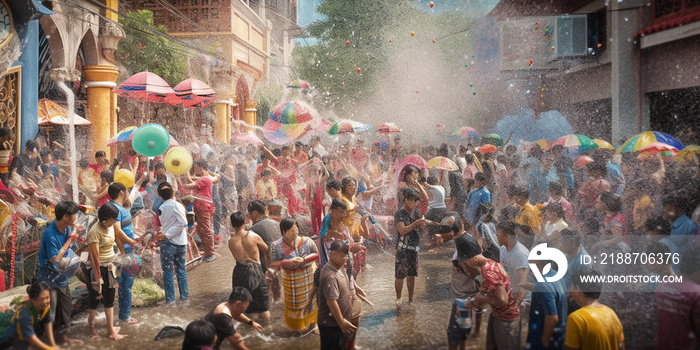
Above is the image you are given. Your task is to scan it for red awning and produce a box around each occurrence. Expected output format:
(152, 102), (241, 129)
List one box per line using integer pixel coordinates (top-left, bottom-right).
(636, 12), (700, 37)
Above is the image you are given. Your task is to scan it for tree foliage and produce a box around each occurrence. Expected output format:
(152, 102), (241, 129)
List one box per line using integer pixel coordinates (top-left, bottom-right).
(116, 10), (188, 85)
(292, 0), (474, 113)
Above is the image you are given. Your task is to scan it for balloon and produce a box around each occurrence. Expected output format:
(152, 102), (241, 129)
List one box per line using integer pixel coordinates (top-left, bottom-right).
(429, 1), (434, 8)
(410, 31), (415, 36)
(164, 146), (193, 175)
(356, 68), (361, 73)
(131, 123), (170, 157)
(114, 169), (135, 189)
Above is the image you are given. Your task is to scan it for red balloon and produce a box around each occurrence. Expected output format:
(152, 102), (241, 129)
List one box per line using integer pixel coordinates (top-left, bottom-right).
(429, 1), (434, 8)
(432, 39), (436, 43)
(356, 68), (361, 73)
(346, 41), (350, 46)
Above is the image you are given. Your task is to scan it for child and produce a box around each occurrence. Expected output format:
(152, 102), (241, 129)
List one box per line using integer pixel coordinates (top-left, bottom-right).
(182, 320), (217, 350)
(394, 187), (428, 305)
(2, 282), (57, 350)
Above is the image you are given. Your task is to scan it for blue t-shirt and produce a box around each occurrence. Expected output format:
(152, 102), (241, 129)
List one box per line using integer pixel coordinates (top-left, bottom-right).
(606, 162), (626, 195)
(464, 186), (491, 226)
(5, 304), (52, 342)
(37, 220), (73, 288)
(527, 270), (568, 350)
(111, 201), (134, 253)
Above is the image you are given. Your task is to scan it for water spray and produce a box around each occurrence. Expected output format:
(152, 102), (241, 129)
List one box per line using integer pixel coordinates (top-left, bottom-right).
(56, 81), (79, 204)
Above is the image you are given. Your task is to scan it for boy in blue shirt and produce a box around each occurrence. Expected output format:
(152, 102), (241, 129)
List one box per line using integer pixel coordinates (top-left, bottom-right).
(36, 200), (83, 346)
(525, 259), (568, 349)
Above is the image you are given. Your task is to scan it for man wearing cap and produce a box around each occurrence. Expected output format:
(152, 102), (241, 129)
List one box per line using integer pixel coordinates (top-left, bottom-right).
(435, 212), (480, 350)
(460, 234), (521, 349)
(317, 240), (357, 349)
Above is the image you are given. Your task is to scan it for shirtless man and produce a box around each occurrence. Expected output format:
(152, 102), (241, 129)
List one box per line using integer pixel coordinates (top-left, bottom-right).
(228, 211), (270, 325)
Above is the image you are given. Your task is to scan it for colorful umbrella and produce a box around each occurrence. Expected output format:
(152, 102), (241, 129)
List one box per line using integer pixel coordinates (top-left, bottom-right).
(378, 122), (401, 134)
(593, 139), (615, 150)
(637, 142), (679, 160)
(394, 155), (428, 171)
(573, 155), (594, 169)
(617, 131), (684, 153)
(106, 126), (138, 146)
(287, 79), (310, 89)
(169, 78), (216, 108)
(232, 131), (263, 147)
(482, 133), (503, 147)
(674, 144), (700, 163)
(529, 139), (552, 150)
(551, 134), (598, 153)
(38, 99), (91, 126)
(270, 101), (313, 124)
(328, 120), (373, 135)
(262, 120), (311, 145)
(427, 157), (459, 171)
(114, 71), (175, 103)
(449, 126), (480, 138)
(477, 144), (498, 154)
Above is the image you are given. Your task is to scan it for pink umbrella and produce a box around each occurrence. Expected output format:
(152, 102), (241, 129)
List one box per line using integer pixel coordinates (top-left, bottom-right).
(169, 78), (216, 108)
(114, 71), (175, 103)
(393, 155), (427, 171)
(232, 131), (264, 147)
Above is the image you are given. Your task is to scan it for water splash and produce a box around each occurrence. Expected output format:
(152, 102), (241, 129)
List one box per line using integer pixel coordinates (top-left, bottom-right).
(56, 81), (79, 203)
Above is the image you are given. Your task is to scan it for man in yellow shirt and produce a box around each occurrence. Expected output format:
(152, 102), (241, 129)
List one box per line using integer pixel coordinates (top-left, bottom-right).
(507, 186), (542, 235)
(565, 269), (625, 350)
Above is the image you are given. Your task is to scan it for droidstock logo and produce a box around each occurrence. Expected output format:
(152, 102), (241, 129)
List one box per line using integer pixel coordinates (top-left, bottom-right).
(528, 243), (568, 283)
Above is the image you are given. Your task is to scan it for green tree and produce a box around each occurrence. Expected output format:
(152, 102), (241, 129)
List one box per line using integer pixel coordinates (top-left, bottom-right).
(253, 82), (284, 127)
(116, 10), (188, 85)
(292, 0), (474, 112)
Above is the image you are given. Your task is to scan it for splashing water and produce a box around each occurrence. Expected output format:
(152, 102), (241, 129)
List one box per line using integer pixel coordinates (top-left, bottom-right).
(56, 81), (79, 203)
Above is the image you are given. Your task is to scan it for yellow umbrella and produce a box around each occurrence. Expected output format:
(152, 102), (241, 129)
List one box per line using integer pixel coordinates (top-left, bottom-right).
(674, 144), (700, 163)
(427, 156), (459, 171)
(593, 139), (614, 150)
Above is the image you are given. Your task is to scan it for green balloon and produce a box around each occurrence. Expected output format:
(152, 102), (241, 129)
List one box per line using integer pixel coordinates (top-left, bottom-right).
(131, 123), (170, 157)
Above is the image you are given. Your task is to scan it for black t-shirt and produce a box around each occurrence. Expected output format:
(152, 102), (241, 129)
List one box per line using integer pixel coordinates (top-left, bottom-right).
(203, 311), (237, 349)
(394, 208), (422, 248)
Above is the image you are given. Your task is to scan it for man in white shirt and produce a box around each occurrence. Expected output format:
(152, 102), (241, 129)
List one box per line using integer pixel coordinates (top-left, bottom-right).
(155, 182), (189, 305)
(496, 221), (530, 305)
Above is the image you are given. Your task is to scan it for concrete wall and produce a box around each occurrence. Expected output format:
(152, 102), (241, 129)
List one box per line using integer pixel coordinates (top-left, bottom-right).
(643, 36), (700, 93)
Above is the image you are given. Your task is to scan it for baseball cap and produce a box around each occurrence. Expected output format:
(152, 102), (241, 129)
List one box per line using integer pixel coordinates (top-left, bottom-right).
(453, 233), (482, 262)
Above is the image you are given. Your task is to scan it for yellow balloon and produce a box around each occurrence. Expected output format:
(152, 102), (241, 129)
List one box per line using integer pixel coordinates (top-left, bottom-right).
(114, 169), (135, 189)
(410, 31), (415, 36)
(164, 146), (193, 175)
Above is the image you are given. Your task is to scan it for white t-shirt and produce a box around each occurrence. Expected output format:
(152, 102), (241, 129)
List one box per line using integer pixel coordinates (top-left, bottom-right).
(427, 185), (446, 209)
(499, 241), (530, 296)
(545, 219), (568, 236)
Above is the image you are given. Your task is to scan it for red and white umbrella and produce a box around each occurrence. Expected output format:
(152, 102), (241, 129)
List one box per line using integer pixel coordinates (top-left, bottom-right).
(169, 78), (216, 108)
(232, 131), (264, 147)
(378, 122), (401, 134)
(114, 71), (175, 103)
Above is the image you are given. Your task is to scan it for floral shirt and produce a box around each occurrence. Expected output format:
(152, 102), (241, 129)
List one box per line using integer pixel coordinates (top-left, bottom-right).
(480, 259), (520, 322)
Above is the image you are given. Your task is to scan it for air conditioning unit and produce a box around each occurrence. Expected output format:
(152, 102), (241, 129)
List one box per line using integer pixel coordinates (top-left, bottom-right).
(555, 15), (588, 57)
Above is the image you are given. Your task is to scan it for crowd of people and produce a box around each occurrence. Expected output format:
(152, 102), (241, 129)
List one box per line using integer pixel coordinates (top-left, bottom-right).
(1, 123), (700, 350)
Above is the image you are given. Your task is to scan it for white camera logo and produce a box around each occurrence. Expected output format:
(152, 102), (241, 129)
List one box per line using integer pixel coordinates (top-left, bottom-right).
(528, 243), (568, 283)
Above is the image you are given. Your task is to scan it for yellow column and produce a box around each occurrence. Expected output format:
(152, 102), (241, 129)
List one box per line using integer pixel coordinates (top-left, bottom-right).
(105, 0), (119, 22)
(245, 100), (257, 131)
(83, 65), (120, 158)
(214, 100), (231, 143)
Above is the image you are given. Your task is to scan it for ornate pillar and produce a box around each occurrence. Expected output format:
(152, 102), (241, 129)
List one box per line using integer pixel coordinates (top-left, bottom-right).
(245, 100), (257, 131)
(83, 65), (119, 157)
(215, 98), (234, 143)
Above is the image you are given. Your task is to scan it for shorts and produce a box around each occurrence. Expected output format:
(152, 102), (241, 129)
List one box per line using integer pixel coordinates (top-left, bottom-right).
(318, 325), (355, 350)
(87, 265), (117, 309)
(232, 261), (270, 313)
(447, 300), (472, 346)
(486, 314), (521, 350)
(395, 249), (418, 279)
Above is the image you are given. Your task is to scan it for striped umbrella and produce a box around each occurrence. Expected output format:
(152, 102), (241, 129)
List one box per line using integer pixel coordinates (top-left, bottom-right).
(427, 156), (459, 171)
(529, 139), (553, 150)
(638, 142), (679, 160)
(674, 144), (700, 163)
(477, 144), (498, 154)
(449, 126), (480, 138)
(551, 134), (598, 153)
(593, 139), (615, 150)
(378, 122), (401, 134)
(617, 131), (684, 153)
(106, 126), (138, 146)
(262, 120), (311, 145)
(270, 101), (313, 124)
(328, 120), (373, 135)
(169, 78), (216, 108)
(114, 71), (175, 103)
(287, 79), (311, 89)
(483, 133), (503, 146)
